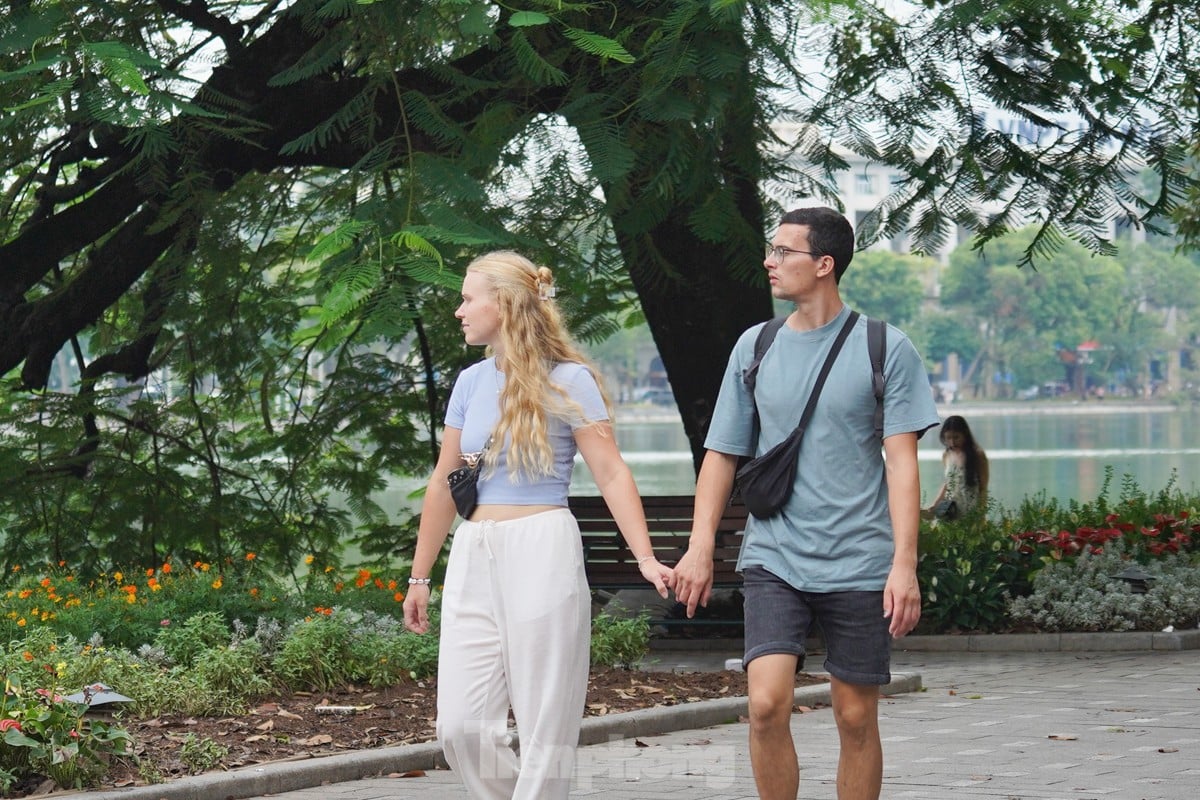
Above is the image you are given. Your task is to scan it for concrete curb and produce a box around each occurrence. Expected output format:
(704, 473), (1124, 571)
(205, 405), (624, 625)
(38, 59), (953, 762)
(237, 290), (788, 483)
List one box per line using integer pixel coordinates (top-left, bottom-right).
(647, 629), (1200, 655)
(898, 629), (1200, 652)
(68, 673), (921, 800)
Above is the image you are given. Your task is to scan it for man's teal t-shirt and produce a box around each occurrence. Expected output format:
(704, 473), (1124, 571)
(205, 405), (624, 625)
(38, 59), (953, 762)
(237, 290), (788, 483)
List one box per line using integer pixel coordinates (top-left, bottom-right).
(705, 306), (940, 592)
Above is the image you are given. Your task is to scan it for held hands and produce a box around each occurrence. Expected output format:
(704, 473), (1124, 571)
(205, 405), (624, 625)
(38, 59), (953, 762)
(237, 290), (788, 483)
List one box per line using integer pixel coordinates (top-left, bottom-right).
(638, 557), (675, 599)
(402, 584), (432, 634)
(671, 546), (714, 619)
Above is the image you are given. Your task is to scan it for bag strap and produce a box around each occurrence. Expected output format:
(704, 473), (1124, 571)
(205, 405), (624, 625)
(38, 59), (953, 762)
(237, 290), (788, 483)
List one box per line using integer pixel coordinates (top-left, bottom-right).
(867, 317), (886, 439)
(743, 310), (862, 437)
(742, 316), (787, 394)
(792, 311), (860, 434)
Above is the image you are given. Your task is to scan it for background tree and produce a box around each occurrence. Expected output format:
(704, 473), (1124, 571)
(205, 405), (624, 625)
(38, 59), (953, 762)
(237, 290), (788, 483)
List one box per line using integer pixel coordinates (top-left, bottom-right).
(839, 251), (931, 327)
(941, 229), (1132, 397)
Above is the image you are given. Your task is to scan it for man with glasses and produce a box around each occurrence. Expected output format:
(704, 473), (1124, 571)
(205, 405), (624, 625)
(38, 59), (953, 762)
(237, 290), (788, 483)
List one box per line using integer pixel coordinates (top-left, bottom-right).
(674, 207), (939, 799)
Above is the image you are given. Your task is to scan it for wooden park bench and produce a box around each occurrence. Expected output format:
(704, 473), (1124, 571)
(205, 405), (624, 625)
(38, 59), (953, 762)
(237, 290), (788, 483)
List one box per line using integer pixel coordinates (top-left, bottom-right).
(569, 494), (748, 632)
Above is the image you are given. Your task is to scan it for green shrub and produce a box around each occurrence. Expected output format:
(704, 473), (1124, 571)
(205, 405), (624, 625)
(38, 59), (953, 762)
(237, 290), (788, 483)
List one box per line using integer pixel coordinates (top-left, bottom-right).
(590, 613), (650, 669)
(155, 611), (230, 667)
(918, 538), (1029, 634)
(192, 642), (273, 710)
(272, 611), (356, 691)
(1007, 544), (1200, 632)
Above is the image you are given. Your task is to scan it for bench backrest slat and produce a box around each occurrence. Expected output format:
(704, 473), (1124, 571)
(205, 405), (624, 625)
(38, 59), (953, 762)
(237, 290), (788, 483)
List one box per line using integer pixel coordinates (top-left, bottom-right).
(570, 495), (746, 588)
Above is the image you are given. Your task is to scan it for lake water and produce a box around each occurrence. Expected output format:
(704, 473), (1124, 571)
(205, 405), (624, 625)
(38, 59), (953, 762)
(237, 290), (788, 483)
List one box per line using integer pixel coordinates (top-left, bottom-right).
(570, 403), (1200, 511)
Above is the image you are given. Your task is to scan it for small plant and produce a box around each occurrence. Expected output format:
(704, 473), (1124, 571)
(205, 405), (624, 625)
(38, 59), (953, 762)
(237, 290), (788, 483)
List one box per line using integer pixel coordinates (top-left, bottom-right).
(590, 613), (650, 669)
(272, 611), (356, 691)
(918, 538), (1029, 633)
(0, 673), (133, 790)
(178, 734), (229, 775)
(155, 611), (230, 667)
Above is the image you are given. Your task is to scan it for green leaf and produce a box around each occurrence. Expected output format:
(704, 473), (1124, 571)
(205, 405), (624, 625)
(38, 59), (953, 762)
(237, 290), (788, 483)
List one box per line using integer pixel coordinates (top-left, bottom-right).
(308, 220), (372, 263)
(562, 27), (636, 64)
(509, 11), (551, 28)
(84, 42), (154, 95)
(459, 4), (494, 37)
(389, 230), (445, 268)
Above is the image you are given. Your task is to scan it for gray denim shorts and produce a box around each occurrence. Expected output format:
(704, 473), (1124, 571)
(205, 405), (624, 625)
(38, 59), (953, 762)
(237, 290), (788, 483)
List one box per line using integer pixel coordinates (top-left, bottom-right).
(742, 565), (892, 685)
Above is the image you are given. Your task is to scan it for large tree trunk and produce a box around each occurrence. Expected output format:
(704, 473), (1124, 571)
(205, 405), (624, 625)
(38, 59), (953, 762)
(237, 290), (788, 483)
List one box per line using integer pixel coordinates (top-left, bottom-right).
(615, 219), (771, 469)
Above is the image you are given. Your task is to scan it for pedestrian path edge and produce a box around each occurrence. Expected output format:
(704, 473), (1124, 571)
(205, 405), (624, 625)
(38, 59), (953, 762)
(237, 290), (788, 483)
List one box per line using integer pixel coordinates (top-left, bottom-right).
(67, 673), (921, 800)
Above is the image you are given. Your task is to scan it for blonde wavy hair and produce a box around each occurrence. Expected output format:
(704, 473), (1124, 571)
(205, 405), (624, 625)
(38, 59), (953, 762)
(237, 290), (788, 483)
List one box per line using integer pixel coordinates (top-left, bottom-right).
(465, 251), (613, 477)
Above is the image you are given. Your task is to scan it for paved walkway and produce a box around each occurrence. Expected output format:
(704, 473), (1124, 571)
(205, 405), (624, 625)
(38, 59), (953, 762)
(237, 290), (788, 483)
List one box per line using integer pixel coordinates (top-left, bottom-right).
(82, 645), (1200, 800)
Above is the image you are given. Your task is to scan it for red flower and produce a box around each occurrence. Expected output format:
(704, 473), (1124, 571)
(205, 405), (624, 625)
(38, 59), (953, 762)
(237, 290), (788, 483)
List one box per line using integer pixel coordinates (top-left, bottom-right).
(0, 718), (21, 732)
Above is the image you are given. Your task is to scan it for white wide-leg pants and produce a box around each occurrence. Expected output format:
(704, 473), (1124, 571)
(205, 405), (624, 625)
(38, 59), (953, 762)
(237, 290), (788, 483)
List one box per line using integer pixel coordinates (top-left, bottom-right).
(436, 509), (591, 799)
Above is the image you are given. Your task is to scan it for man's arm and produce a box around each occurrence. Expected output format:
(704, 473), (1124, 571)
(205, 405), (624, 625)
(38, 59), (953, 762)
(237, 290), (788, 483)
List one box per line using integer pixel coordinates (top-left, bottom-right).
(674, 449), (739, 618)
(882, 431), (922, 638)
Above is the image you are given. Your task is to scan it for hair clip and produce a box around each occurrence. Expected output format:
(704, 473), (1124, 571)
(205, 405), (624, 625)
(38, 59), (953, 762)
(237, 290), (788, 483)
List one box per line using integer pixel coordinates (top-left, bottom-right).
(538, 283), (556, 301)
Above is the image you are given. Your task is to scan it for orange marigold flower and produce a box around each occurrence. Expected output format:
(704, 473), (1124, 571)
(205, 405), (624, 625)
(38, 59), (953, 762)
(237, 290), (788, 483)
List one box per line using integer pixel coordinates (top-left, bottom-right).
(161, 562), (172, 574)
(245, 552), (256, 561)
(122, 584), (137, 595)
(18, 589), (32, 599)
(393, 592), (404, 602)
(40, 577), (51, 588)
(212, 577), (223, 589)
(16, 618), (26, 627)
(304, 555), (315, 565)
(387, 580), (398, 591)
(373, 578), (384, 589)
(334, 581), (344, 592)
(145, 568), (155, 577)
(249, 587), (260, 598)
(22, 651), (33, 662)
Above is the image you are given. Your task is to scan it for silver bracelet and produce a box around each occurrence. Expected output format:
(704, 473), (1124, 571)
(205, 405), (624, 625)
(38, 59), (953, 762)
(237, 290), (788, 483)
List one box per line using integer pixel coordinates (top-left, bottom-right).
(636, 555), (656, 566)
(407, 577), (432, 585)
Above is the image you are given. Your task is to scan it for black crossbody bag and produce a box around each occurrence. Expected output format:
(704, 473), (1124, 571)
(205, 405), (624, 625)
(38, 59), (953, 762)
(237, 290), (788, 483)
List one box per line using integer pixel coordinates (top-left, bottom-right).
(447, 438), (491, 518)
(735, 312), (860, 519)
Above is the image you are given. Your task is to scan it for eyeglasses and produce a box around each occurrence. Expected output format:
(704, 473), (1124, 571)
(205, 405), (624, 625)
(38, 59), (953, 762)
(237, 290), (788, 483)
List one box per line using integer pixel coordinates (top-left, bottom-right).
(765, 244), (818, 262)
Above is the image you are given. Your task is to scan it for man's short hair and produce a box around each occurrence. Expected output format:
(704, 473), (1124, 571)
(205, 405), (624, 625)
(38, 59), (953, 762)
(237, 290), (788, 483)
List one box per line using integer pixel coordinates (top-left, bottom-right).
(780, 207), (855, 283)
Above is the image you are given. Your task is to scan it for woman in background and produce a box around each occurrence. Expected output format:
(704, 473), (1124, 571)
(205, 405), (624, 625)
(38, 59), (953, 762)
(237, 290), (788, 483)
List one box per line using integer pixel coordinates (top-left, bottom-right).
(925, 415), (989, 520)
(403, 251), (672, 799)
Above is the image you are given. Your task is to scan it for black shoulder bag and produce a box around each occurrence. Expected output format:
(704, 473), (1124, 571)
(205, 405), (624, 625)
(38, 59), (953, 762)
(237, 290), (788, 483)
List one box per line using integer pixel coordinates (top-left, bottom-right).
(735, 312), (860, 519)
(447, 438), (491, 518)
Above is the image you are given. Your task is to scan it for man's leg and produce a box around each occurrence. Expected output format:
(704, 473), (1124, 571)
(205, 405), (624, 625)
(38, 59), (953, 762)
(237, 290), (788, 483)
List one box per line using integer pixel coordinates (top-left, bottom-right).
(746, 653), (802, 800)
(830, 677), (882, 800)
(811, 590), (892, 800)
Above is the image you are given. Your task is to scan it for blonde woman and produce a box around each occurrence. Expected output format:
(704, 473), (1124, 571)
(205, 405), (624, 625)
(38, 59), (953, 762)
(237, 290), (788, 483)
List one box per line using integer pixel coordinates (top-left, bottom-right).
(403, 251), (672, 799)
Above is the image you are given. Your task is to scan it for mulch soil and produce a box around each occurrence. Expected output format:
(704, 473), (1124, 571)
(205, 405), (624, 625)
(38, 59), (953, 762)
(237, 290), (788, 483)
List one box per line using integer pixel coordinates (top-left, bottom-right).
(43, 668), (826, 795)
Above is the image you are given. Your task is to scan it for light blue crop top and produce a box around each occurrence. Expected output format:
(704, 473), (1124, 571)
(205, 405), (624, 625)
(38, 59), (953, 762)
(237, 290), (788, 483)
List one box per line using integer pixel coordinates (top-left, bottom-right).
(444, 358), (609, 506)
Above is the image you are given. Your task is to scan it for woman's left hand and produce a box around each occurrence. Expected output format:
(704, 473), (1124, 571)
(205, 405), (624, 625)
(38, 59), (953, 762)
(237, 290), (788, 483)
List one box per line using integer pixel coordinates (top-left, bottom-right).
(638, 557), (674, 598)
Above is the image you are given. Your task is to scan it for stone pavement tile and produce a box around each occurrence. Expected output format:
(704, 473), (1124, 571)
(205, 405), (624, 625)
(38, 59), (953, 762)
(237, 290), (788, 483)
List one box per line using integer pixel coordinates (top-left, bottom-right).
(126, 650), (1196, 800)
